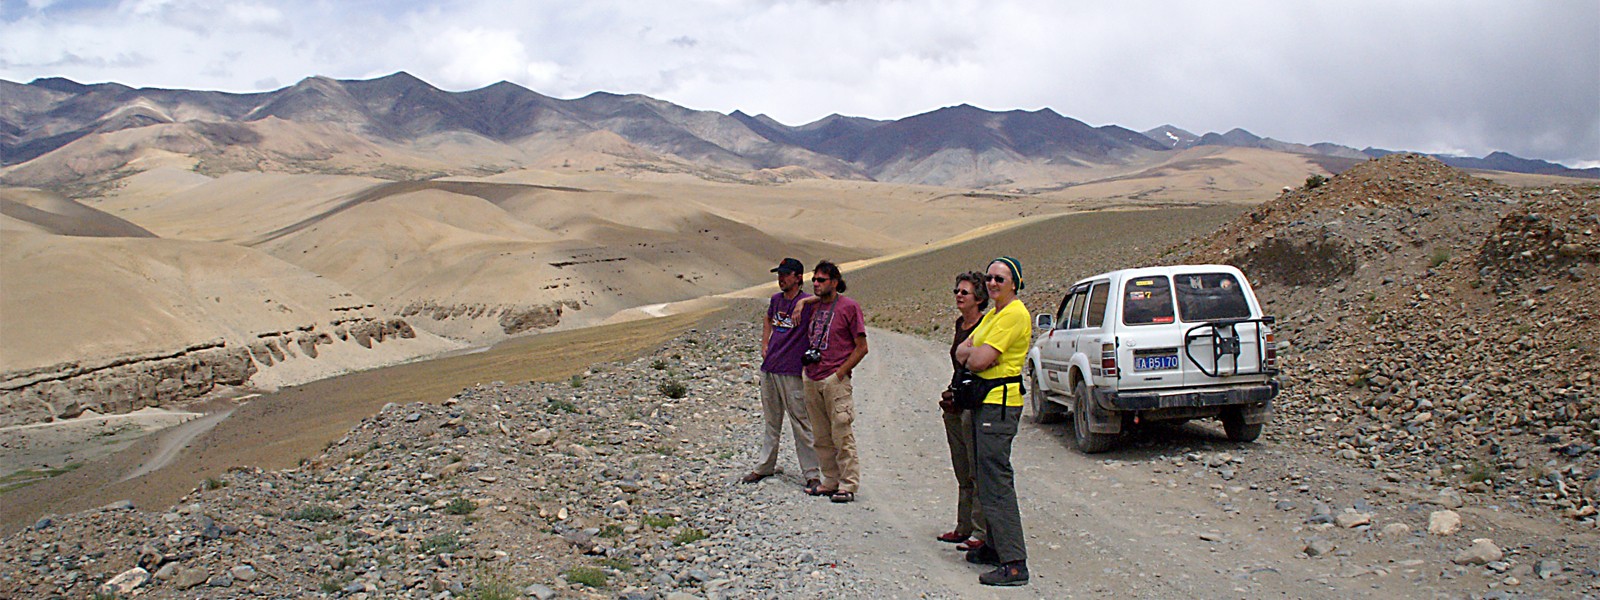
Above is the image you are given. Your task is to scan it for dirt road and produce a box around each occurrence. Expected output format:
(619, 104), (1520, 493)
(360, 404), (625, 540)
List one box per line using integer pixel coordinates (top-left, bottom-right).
(782, 328), (1590, 598)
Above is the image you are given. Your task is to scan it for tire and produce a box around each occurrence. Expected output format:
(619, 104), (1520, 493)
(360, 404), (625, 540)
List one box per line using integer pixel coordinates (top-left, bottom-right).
(1026, 362), (1066, 424)
(1220, 407), (1263, 442)
(1072, 381), (1117, 453)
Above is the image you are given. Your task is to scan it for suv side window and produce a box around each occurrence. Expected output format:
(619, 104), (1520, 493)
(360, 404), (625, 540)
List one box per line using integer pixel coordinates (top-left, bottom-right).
(1053, 292), (1073, 330)
(1067, 290), (1087, 329)
(1086, 282), (1109, 328)
(1122, 276), (1175, 325)
(1175, 272), (1251, 322)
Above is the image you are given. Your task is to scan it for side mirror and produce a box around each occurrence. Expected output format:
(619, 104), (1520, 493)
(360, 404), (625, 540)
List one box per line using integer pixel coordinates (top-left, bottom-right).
(1034, 314), (1054, 330)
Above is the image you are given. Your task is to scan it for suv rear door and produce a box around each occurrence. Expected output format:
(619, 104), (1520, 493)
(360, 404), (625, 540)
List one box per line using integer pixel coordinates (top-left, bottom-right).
(1172, 270), (1268, 386)
(1115, 273), (1186, 390)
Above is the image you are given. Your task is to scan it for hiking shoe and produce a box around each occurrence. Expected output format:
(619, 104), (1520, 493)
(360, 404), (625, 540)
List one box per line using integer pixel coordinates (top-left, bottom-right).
(830, 491), (855, 503)
(965, 545), (1000, 565)
(979, 561), (1029, 586)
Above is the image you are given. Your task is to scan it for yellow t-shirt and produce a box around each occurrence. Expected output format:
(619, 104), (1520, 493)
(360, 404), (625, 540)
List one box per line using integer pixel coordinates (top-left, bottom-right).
(970, 299), (1031, 406)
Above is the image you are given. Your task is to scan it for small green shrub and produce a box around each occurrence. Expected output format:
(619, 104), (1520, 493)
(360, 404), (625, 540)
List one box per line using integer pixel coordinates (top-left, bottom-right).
(287, 505), (342, 522)
(444, 497), (478, 515)
(420, 533), (461, 554)
(658, 380), (688, 399)
(569, 375), (585, 388)
(565, 566), (607, 588)
(1305, 174), (1327, 189)
(1429, 247), (1451, 268)
(599, 556), (633, 571)
(1465, 461), (1499, 483)
(642, 514), (676, 528)
(202, 477), (228, 491)
(470, 575), (520, 600)
(599, 524), (625, 538)
(673, 527), (708, 545)
(650, 359), (668, 370)
(545, 398), (578, 414)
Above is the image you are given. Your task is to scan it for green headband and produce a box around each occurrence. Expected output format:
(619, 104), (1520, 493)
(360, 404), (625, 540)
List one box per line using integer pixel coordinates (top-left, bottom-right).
(991, 256), (1023, 291)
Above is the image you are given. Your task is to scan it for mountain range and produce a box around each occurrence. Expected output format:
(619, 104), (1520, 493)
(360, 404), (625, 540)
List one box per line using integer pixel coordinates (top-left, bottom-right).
(2, 71), (1594, 194)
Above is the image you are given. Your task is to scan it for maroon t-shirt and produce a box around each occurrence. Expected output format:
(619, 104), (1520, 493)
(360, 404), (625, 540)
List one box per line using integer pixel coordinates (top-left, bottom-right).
(799, 295), (866, 381)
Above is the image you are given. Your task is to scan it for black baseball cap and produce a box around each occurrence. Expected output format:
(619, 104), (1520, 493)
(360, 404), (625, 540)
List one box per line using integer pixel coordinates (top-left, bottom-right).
(771, 257), (804, 274)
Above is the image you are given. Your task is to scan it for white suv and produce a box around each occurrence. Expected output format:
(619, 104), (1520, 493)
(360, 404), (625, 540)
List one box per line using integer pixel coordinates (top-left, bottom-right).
(1026, 265), (1279, 453)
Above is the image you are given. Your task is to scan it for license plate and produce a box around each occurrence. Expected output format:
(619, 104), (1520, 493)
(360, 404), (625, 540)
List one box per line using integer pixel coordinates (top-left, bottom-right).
(1134, 351), (1179, 371)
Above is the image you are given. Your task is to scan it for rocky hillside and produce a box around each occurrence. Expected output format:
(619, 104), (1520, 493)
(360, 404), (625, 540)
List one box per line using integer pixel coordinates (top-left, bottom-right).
(0, 316), (884, 598)
(1169, 153), (1600, 520)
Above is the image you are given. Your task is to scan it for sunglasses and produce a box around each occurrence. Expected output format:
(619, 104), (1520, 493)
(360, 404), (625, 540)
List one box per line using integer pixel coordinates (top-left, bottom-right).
(953, 288), (972, 296)
(985, 274), (1009, 283)
(812, 276), (832, 283)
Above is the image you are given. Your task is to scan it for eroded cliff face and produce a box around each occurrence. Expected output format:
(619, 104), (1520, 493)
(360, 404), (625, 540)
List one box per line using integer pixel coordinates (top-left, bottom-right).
(0, 317), (422, 427)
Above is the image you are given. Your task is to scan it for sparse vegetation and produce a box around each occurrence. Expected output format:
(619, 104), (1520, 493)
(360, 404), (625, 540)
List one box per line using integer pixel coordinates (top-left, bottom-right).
(564, 566), (607, 588)
(1465, 461), (1499, 484)
(203, 477), (228, 491)
(545, 398), (578, 414)
(650, 358), (669, 370)
(444, 497), (478, 515)
(286, 505), (342, 522)
(420, 532), (462, 554)
(1305, 173), (1327, 189)
(0, 463), (84, 493)
(643, 514), (676, 528)
(569, 374), (585, 388)
(673, 527), (708, 545)
(1429, 247), (1451, 268)
(658, 379), (688, 399)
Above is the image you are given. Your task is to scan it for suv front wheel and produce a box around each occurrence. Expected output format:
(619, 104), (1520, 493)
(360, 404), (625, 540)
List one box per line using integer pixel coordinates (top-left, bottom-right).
(1072, 381), (1117, 454)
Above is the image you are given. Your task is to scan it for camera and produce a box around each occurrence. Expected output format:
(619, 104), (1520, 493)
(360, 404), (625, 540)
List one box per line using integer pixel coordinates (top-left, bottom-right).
(801, 348), (822, 365)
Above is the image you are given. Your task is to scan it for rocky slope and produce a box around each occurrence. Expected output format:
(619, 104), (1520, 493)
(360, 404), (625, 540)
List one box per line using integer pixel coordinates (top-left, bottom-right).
(1168, 153), (1600, 521)
(0, 317), (880, 599)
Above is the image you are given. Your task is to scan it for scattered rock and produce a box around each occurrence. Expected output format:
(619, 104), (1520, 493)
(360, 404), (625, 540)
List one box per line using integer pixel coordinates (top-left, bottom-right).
(1428, 510), (1461, 535)
(1451, 538), (1504, 566)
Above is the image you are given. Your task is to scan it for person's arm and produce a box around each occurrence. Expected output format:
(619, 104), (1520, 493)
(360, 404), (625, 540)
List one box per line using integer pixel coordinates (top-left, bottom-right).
(954, 337), (975, 364)
(761, 313), (773, 360)
(963, 343), (1001, 372)
(836, 334), (869, 380)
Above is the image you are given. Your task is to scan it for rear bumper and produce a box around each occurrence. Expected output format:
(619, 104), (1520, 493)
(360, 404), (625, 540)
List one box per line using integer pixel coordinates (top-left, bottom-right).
(1094, 380), (1278, 412)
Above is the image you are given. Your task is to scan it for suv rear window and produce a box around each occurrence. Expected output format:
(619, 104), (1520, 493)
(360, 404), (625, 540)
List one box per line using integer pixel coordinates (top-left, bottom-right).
(1175, 272), (1251, 322)
(1122, 276), (1175, 325)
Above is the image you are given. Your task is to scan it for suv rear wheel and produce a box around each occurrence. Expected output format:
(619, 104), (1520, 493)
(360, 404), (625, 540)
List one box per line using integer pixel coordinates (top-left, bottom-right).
(1072, 381), (1117, 453)
(1220, 407), (1262, 442)
(1026, 362), (1066, 424)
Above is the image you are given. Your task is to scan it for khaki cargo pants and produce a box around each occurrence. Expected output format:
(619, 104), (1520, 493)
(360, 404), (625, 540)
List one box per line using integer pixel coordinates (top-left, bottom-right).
(803, 373), (858, 494)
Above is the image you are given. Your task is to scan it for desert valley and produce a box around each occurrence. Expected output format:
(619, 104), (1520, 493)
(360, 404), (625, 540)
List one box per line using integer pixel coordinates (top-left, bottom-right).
(0, 73), (1596, 598)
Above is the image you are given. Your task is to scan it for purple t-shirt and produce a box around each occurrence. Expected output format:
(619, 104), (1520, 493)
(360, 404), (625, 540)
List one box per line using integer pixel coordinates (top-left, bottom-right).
(762, 291), (811, 375)
(799, 295), (866, 381)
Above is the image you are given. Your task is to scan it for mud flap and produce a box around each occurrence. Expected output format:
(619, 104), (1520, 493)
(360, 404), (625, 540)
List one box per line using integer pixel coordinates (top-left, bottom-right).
(1242, 402), (1273, 425)
(1086, 397), (1121, 434)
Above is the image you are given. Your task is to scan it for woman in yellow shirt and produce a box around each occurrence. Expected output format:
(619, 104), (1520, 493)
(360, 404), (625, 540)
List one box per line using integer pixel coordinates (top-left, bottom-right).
(954, 256), (1031, 586)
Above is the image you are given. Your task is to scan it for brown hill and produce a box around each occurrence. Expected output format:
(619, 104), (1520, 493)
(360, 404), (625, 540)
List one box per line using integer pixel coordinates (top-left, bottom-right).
(1167, 153), (1600, 518)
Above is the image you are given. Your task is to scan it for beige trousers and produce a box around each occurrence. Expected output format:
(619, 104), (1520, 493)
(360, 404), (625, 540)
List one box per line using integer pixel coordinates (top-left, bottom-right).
(803, 373), (858, 494)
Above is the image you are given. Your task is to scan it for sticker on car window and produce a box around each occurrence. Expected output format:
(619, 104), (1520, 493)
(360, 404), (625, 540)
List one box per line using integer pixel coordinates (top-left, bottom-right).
(1134, 279), (1155, 287)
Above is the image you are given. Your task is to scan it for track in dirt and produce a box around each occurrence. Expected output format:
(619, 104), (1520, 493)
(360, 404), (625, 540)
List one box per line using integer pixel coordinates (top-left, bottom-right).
(785, 328), (1466, 598)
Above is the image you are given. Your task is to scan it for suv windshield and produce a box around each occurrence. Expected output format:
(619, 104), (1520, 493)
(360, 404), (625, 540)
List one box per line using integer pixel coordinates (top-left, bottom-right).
(1175, 272), (1251, 322)
(1122, 276), (1175, 325)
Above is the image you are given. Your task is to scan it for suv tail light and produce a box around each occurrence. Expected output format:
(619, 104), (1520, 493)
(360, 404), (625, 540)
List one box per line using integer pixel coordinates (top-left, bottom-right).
(1264, 331), (1278, 370)
(1101, 342), (1119, 378)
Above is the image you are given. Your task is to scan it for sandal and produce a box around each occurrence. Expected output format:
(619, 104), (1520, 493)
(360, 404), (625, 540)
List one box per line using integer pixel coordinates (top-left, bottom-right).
(830, 491), (855, 503)
(740, 471), (771, 484)
(936, 530), (969, 544)
(803, 479), (822, 495)
(958, 538), (986, 552)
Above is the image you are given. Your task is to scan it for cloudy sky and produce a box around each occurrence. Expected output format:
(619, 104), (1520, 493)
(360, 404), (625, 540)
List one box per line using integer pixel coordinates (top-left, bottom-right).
(3, 0), (1596, 166)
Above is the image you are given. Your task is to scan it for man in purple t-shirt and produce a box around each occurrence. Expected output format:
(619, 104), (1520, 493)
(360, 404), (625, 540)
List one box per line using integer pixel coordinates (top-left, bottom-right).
(797, 260), (869, 503)
(742, 258), (821, 490)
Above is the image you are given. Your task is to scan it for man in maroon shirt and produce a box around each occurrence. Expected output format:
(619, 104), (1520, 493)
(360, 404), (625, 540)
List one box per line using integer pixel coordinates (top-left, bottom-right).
(797, 260), (869, 503)
(743, 258), (821, 490)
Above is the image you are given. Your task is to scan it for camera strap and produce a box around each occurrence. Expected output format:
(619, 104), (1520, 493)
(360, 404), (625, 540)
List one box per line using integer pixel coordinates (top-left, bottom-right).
(806, 300), (837, 352)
